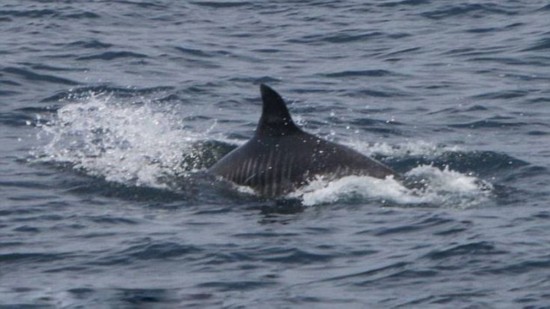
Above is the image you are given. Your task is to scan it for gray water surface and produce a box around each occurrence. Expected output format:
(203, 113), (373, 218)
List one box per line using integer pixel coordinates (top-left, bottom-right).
(1, 1), (549, 308)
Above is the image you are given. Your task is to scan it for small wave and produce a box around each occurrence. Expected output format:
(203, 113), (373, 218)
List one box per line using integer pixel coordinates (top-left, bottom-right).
(378, 0), (430, 8)
(0, 8), (100, 19)
(522, 37), (550, 52)
(467, 56), (545, 66)
(449, 119), (532, 129)
(424, 241), (506, 260)
(114, 241), (202, 262)
(288, 31), (384, 45)
(76, 51), (149, 61)
(174, 46), (214, 58)
(190, 1), (251, 8)
(2, 66), (79, 86)
(0, 252), (68, 264)
(62, 288), (181, 309)
(470, 90), (529, 100)
(321, 69), (396, 78)
(0, 9), (57, 18)
(421, 3), (516, 20)
(21, 63), (86, 73)
(65, 39), (113, 49)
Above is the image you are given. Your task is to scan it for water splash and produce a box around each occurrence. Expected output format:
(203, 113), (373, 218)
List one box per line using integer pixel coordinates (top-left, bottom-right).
(33, 92), (213, 188)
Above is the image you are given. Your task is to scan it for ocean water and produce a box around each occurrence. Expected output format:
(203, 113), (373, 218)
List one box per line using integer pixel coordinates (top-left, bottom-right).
(1, 0), (549, 308)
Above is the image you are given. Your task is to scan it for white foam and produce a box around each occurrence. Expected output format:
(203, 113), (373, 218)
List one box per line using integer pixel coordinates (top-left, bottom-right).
(34, 93), (211, 188)
(292, 165), (492, 209)
(292, 175), (406, 206)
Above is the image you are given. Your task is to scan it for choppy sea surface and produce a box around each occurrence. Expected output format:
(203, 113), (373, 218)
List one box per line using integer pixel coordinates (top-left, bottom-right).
(1, 1), (550, 308)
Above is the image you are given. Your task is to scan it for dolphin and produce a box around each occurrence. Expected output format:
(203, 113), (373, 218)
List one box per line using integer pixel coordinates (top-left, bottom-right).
(209, 84), (399, 197)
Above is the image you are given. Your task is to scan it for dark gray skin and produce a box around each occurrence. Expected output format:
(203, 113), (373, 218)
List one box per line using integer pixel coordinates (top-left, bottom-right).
(209, 84), (399, 197)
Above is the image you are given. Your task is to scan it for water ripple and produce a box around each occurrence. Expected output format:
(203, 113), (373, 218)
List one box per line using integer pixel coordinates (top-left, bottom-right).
(2, 66), (79, 86)
(76, 51), (149, 61)
(421, 3), (518, 20)
(425, 241), (507, 260)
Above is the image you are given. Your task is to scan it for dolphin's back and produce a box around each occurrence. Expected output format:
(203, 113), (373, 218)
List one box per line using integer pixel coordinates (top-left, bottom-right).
(209, 130), (397, 197)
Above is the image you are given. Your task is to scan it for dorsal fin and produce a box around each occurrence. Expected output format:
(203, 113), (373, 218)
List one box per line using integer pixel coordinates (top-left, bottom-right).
(256, 84), (301, 137)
